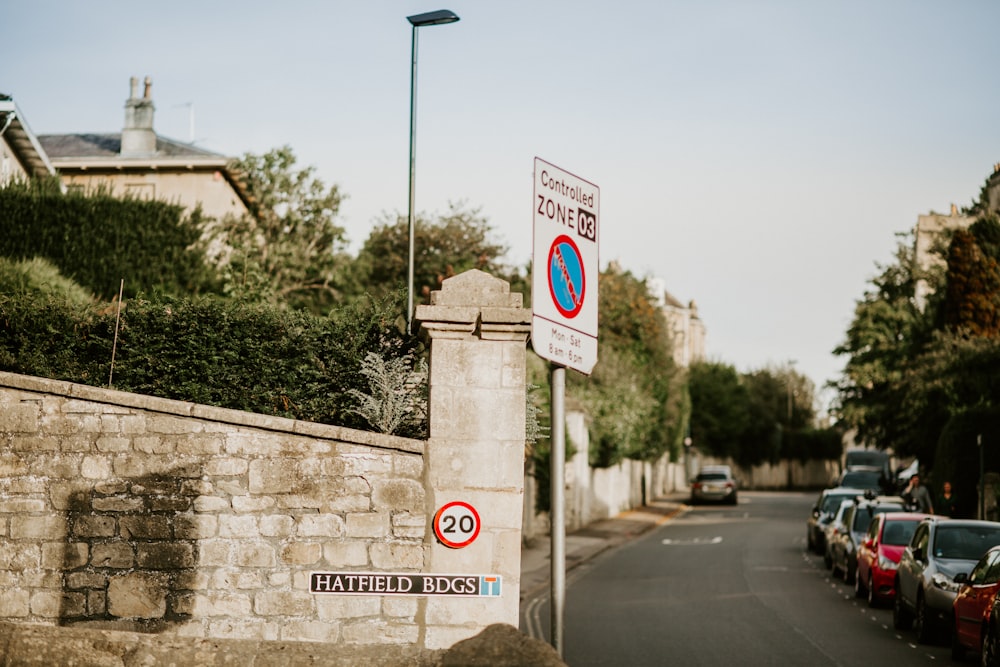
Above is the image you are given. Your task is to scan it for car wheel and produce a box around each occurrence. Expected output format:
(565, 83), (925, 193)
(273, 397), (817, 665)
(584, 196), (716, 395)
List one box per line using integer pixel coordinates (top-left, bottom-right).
(844, 560), (855, 585)
(915, 593), (935, 644)
(854, 566), (864, 598)
(866, 573), (878, 608)
(893, 584), (913, 630)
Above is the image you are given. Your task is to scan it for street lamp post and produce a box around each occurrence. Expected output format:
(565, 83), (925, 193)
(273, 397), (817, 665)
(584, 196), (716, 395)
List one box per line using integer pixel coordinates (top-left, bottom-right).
(406, 9), (460, 333)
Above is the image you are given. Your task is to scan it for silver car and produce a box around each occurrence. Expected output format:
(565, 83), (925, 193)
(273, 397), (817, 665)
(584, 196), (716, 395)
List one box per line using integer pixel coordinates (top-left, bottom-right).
(689, 466), (738, 505)
(894, 518), (1000, 644)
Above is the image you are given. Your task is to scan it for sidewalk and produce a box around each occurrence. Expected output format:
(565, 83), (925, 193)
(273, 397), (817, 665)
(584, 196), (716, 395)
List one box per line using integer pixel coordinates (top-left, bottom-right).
(519, 494), (689, 604)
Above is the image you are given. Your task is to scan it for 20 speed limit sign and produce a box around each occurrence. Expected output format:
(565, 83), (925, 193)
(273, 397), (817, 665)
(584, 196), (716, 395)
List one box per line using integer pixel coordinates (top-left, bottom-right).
(433, 501), (481, 549)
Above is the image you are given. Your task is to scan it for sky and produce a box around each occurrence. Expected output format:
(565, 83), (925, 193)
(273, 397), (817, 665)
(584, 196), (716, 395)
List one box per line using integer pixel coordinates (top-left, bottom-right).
(4, 1), (1000, 413)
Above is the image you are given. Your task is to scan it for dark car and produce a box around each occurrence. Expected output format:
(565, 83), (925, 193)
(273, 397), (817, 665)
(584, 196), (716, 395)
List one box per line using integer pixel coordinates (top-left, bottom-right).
(845, 449), (892, 482)
(894, 518), (1000, 644)
(855, 511), (932, 607)
(824, 499), (855, 570)
(951, 545), (1000, 661)
(837, 468), (887, 494)
(689, 465), (738, 505)
(979, 581), (1000, 666)
(807, 487), (865, 555)
(829, 495), (907, 584)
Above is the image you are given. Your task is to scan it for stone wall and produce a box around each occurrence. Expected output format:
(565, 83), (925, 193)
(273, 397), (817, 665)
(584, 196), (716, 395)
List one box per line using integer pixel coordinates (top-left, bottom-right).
(0, 269), (531, 652)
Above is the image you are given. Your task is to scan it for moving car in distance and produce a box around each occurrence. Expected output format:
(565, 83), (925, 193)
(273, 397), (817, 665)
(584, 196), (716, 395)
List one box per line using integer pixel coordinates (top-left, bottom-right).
(952, 545), (1000, 662)
(689, 465), (738, 505)
(807, 487), (865, 555)
(837, 468), (887, 495)
(855, 511), (932, 607)
(829, 494), (907, 584)
(895, 518), (1000, 645)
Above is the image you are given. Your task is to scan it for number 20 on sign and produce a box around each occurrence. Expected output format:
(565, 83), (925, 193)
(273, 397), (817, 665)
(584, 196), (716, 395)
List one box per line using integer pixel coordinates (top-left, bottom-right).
(433, 501), (481, 549)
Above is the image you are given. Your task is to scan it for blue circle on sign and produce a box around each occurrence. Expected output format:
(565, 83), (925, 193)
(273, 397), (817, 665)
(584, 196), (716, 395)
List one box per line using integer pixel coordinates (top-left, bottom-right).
(547, 234), (585, 318)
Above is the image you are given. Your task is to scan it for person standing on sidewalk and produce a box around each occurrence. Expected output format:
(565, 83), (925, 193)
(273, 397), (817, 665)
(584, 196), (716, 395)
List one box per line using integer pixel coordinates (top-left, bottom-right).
(937, 480), (958, 517)
(903, 474), (935, 514)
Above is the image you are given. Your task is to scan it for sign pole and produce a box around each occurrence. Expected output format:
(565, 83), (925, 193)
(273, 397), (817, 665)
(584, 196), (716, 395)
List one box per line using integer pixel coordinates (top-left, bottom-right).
(550, 363), (566, 657)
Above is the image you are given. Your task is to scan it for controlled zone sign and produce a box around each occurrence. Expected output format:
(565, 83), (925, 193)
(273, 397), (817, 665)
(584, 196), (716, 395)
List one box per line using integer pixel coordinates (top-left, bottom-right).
(531, 157), (599, 375)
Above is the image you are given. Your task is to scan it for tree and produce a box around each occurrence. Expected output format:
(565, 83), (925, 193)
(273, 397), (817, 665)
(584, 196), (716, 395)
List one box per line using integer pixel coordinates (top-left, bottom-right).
(688, 360), (750, 461)
(203, 146), (349, 311)
(943, 227), (1000, 337)
(348, 202), (511, 303)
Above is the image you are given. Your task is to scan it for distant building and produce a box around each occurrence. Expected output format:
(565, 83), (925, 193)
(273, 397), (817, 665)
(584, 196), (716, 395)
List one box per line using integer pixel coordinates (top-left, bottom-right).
(912, 165), (1000, 310)
(0, 94), (55, 184)
(646, 276), (706, 367)
(37, 77), (251, 221)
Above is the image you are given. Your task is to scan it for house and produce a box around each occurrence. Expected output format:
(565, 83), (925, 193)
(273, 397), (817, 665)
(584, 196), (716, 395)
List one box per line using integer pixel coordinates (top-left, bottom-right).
(646, 276), (707, 367)
(0, 94), (55, 184)
(37, 77), (251, 221)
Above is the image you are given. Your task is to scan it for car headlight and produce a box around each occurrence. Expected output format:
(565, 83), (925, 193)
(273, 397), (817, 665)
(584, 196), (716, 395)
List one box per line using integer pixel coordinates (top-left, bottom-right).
(877, 555), (898, 571)
(932, 572), (961, 593)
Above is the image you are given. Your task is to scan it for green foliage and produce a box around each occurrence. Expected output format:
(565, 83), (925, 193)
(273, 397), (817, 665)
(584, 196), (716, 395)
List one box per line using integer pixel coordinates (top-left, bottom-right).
(0, 256), (95, 306)
(349, 202), (511, 304)
(933, 407), (1000, 519)
(0, 177), (217, 299)
(688, 361), (750, 461)
(203, 146), (349, 311)
(943, 227), (1000, 336)
(0, 289), (423, 435)
(346, 351), (427, 436)
(563, 267), (685, 467)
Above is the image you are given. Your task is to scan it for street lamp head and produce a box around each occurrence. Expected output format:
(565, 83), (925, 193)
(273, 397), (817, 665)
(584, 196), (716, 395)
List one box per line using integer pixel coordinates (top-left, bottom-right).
(407, 9), (460, 27)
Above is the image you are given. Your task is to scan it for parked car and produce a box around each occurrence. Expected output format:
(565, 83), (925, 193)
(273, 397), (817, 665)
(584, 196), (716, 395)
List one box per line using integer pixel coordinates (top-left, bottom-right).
(836, 468), (886, 495)
(979, 584), (1000, 667)
(855, 511), (932, 607)
(894, 518), (1000, 644)
(807, 487), (865, 555)
(829, 495), (907, 584)
(844, 448), (892, 482)
(824, 499), (855, 570)
(952, 545), (1000, 661)
(689, 465), (738, 505)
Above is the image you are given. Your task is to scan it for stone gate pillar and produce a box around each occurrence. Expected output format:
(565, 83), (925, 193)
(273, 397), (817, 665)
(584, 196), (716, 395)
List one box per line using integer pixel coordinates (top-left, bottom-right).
(415, 269), (532, 649)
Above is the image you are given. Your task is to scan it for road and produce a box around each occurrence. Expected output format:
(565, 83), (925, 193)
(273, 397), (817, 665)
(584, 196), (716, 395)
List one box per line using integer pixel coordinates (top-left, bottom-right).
(522, 491), (964, 666)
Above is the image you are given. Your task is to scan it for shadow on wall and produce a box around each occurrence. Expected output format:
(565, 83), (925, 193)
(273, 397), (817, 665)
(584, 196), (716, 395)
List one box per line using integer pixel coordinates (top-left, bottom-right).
(60, 468), (199, 632)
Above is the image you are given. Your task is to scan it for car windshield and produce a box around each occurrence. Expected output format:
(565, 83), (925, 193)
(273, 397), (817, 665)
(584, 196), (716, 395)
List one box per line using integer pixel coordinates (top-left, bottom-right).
(933, 525), (1000, 560)
(882, 520), (918, 546)
(821, 494), (856, 514)
(851, 504), (903, 532)
(840, 471), (881, 487)
(845, 451), (888, 468)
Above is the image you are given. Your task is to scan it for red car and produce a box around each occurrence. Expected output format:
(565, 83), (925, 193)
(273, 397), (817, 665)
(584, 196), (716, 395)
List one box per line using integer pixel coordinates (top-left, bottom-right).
(952, 545), (1000, 661)
(855, 512), (932, 607)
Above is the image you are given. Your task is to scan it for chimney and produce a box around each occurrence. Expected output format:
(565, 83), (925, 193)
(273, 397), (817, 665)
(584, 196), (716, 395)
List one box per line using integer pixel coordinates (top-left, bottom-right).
(121, 76), (156, 156)
(951, 203), (958, 216)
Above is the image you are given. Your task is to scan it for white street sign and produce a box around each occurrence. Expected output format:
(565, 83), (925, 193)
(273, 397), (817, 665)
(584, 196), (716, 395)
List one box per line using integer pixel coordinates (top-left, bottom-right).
(531, 157), (599, 375)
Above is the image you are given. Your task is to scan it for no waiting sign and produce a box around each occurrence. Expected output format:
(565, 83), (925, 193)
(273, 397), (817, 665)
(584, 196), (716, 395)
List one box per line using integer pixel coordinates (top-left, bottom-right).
(531, 157), (599, 375)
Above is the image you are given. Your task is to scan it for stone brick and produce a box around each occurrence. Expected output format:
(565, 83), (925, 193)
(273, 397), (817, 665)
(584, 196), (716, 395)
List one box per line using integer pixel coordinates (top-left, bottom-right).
(254, 590), (314, 616)
(234, 542), (276, 568)
(58, 435), (96, 453)
(80, 455), (112, 479)
(0, 498), (46, 513)
(92, 496), (145, 512)
(10, 515), (66, 540)
(248, 459), (298, 494)
(369, 542), (425, 570)
(198, 539), (232, 566)
(41, 542), (87, 569)
(176, 591), (252, 617)
(219, 514), (258, 538)
(323, 494), (371, 513)
(174, 514), (218, 539)
(258, 514), (294, 537)
(11, 435), (57, 453)
(211, 569), (263, 590)
(108, 572), (169, 619)
(346, 512), (389, 538)
(0, 453), (29, 476)
(393, 453), (424, 479)
(0, 588), (31, 618)
(322, 541), (369, 567)
(0, 403), (39, 432)
(372, 479), (424, 513)
(204, 458), (249, 476)
(133, 435), (172, 454)
(297, 514), (345, 538)
(0, 543), (39, 571)
(193, 495), (231, 512)
(277, 495), (324, 510)
(70, 519), (106, 552)
(120, 515), (171, 540)
(315, 595), (379, 621)
(59, 591), (86, 618)
(281, 542), (322, 565)
(136, 542), (195, 569)
(65, 571), (107, 590)
(87, 589), (107, 615)
(91, 542), (135, 569)
(232, 495), (276, 512)
(392, 512), (426, 539)
(382, 596), (419, 619)
(95, 436), (131, 453)
(177, 434), (224, 455)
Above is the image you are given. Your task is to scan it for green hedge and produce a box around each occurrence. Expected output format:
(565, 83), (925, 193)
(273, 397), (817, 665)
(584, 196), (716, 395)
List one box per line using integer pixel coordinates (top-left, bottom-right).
(0, 291), (423, 437)
(0, 178), (217, 299)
